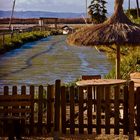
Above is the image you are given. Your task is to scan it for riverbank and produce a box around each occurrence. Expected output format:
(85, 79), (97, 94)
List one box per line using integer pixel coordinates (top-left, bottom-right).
(0, 29), (61, 55)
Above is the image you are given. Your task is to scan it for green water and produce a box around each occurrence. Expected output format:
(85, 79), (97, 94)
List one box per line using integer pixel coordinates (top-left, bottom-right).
(0, 35), (112, 87)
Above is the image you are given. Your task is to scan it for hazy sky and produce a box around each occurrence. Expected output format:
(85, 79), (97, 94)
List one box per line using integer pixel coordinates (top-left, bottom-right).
(0, 0), (137, 13)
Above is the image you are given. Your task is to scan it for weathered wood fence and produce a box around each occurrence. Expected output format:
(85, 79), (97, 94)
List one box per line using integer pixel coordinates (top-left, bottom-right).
(0, 80), (140, 138)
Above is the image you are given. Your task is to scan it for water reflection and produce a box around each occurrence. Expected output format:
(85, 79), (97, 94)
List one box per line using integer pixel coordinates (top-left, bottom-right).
(0, 35), (112, 88)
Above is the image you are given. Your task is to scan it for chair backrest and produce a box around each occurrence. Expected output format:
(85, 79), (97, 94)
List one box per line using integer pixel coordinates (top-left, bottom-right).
(82, 75), (101, 80)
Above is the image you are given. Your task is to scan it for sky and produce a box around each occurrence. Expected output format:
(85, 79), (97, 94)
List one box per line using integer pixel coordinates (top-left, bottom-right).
(0, 0), (137, 13)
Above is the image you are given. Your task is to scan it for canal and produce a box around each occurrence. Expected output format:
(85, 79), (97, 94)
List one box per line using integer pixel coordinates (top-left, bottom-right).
(0, 35), (112, 87)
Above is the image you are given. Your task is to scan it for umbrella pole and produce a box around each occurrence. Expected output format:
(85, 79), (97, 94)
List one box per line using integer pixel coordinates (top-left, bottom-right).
(116, 45), (120, 79)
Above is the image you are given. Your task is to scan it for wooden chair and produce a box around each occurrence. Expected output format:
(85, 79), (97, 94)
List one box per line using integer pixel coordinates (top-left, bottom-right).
(81, 75), (101, 112)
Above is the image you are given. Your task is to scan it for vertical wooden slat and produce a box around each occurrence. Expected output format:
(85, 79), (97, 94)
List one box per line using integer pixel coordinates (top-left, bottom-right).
(128, 81), (135, 140)
(123, 86), (129, 135)
(47, 85), (52, 133)
(12, 86), (17, 95)
(30, 85), (34, 135)
(47, 85), (54, 133)
(21, 86), (26, 95)
(38, 85), (43, 135)
(54, 80), (61, 132)
(51, 85), (55, 126)
(4, 86), (9, 95)
(114, 86), (120, 135)
(136, 87), (140, 136)
(61, 86), (66, 134)
(87, 86), (92, 134)
(79, 86), (84, 134)
(70, 86), (75, 134)
(21, 86), (26, 134)
(3, 86), (9, 135)
(12, 86), (18, 116)
(96, 86), (101, 134)
(105, 86), (110, 134)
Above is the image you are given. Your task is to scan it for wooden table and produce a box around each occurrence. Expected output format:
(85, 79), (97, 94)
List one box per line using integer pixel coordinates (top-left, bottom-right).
(76, 79), (127, 86)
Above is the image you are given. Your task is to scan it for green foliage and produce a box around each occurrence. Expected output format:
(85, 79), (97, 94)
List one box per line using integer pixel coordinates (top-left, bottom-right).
(88, 0), (107, 23)
(105, 47), (140, 80)
(0, 30), (58, 54)
(126, 8), (138, 19)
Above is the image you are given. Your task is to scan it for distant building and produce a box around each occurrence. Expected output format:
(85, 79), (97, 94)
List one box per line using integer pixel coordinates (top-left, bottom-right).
(62, 25), (73, 34)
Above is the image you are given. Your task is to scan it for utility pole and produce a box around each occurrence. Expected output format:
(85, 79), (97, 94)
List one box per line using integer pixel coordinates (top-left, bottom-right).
(9, 0), (16, 30)
(86, 0), (88, 18)
(136, 0), (140, 18)
(128, 0), (130, 11)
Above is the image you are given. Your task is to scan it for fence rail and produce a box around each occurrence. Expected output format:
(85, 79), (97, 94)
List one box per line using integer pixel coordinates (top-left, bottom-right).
(0, 80), (140, 138)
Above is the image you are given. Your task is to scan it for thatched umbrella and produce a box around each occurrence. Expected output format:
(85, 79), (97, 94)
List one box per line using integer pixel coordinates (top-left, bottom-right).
(67, 0), (140, 79)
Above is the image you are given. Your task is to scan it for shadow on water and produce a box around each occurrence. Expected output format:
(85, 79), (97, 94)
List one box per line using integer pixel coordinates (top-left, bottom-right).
(0, 35), (113, 87)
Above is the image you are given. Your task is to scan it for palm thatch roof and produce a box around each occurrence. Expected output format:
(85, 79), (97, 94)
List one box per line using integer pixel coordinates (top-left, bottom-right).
(67, 0), (140, 46)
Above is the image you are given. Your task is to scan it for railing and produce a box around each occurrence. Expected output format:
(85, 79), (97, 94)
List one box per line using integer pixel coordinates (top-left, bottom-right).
(0, 80), (140, 138)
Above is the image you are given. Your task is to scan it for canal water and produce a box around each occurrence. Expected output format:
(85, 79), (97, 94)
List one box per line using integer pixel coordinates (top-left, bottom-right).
(0, 35), (112, 87)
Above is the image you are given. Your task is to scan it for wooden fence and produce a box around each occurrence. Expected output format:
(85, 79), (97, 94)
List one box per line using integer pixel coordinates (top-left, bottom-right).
(0, 80), (140, 138)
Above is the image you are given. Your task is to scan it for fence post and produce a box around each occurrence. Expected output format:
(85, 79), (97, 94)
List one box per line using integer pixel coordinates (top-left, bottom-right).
(128, 81), (135, 140)
(47, 85), (54, 133)
(136, 87), (140, 136)
(114, 86), (120, 135)
(105, 86), (110, 134)
(123, 86), (129, 135)
(30, 85), (35, 135)
(79, 86), (84, 134)
(61, 86), (66, 134)
(38, 85), (43, 135)
(54, 80), (61, 139)
(70, 86), (75, 134)
(87, 86), (92, 134)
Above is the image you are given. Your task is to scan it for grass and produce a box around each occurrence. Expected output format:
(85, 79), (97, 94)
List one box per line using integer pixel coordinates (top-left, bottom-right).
(97, 44), (140, 79)
(0, 29), (61, 54)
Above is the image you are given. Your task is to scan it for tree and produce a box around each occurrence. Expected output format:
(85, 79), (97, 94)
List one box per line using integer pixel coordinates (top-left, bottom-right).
(88, 0), (107, 23)
(100, 0), (107, 22)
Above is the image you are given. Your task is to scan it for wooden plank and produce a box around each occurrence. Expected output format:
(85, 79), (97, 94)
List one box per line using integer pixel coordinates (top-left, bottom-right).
(51, 85), (55, 124)
(0, 95), (32, 100)
(70, 86), (75, 134)
(82, 75), (101, 80)
(96, 86), (101, 134)
(0, 101), (32, 106)
(105, 86), (110, 134)
(47, 85), (53, 133)
(4, 86), (9, 117)
(30, 85), (35, 135)
(123, 86), (129, 135)
(114, 86), (120, 135)
(79, 86), (84, 134)
(38, 85), (43, 134)
(128, 81), (135, 140)
(54, 80), (61, 132)
(87, 86), (92, 134)
(136, 87), (140, 136)
(61, 86), (66, 134)
(21, 86), (26, 115)
(12, 86), (18, 119)
(0, 108), (31, 113)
